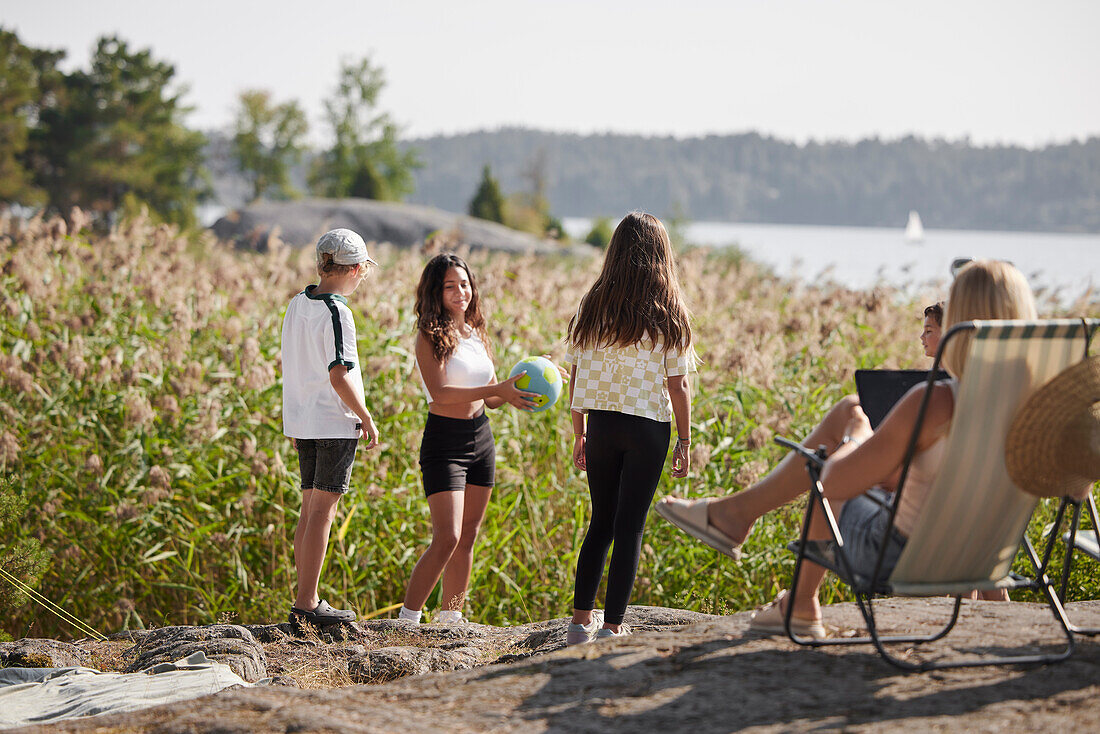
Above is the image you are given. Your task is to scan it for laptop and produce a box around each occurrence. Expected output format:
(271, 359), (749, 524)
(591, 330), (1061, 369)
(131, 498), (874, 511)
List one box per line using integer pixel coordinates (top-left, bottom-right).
(854, 369), (948, 429)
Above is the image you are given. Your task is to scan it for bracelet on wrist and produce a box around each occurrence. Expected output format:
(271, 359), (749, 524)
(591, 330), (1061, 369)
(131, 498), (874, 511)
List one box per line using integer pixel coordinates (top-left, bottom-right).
(840, 435), (863, 448)
(574, 433), (585, 438)
(677, 437), (691, 445)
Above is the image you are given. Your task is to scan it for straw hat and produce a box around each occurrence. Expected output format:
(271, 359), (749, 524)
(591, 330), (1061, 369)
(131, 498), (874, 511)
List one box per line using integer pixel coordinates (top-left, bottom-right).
(1005, 356), (1100, 499)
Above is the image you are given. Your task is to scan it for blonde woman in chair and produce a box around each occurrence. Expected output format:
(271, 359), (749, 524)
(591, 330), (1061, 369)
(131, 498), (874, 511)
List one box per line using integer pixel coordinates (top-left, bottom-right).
(657, 261), (1034, 637)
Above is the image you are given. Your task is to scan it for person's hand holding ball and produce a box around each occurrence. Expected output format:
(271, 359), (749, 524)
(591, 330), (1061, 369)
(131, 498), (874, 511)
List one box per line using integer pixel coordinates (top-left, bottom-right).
(508, 356), (563, 412)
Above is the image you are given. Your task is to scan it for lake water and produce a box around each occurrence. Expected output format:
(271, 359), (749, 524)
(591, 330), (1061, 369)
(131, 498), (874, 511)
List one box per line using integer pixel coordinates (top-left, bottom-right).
(563, 218), (1099, 306)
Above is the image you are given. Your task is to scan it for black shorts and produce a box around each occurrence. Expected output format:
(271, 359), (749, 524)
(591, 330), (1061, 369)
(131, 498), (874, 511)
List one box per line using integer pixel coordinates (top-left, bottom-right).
(295, 437), (359, 494)
(419, 412), (495, 496)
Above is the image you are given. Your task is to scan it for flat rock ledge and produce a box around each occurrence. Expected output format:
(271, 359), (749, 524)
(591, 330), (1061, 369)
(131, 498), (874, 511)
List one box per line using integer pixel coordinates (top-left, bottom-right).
(211, 198), (595, 256)
(6, 600), (1100, 733)
(0, 606), (710, 689)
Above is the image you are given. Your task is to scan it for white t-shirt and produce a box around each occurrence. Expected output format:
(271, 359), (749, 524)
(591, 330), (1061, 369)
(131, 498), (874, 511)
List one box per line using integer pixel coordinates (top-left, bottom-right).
(416, 333), (495, 403)
(281, 285), (365, 438)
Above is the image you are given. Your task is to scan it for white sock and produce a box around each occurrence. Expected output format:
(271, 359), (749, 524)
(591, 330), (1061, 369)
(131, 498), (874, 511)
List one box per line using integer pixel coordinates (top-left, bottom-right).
(398, 605), (422, 623)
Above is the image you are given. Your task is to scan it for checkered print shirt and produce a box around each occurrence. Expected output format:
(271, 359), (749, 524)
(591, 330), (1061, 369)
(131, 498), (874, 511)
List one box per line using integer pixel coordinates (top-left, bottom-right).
(567, 339), (695, 423)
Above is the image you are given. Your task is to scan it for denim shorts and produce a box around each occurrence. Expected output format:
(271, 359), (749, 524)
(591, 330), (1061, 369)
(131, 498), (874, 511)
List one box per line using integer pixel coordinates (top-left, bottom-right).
(836, 492), (908, 585)
(295, 438), (359, 494)
(419, 412), (495, 495)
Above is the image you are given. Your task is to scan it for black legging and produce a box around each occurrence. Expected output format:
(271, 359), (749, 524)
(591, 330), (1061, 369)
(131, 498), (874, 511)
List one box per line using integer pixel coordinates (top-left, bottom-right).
(573, 409), (670, 625)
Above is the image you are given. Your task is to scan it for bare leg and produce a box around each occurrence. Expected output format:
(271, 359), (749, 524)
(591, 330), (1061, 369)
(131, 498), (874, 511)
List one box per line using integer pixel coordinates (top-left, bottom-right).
(706, 395), (860, 542)
(572, 609), (595, 625)
(402, 491), (463, 611)
(293, 488), (314, 584)
(439, 484), (492, 613)
(783, 497), (849, 619)
(293, 488), (342, 610)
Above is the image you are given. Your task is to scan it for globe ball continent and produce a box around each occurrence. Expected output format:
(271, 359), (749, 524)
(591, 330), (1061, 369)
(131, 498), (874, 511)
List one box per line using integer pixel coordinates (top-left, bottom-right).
(508, 356), (563, 413)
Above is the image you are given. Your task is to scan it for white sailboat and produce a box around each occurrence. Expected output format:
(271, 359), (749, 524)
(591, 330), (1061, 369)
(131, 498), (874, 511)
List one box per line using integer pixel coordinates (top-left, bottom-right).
(905, 210), (924, 243)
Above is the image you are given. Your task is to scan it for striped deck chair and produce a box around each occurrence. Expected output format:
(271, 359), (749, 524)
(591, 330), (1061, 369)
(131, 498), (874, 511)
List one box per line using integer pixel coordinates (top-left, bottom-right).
(776, 318), (1100, 671)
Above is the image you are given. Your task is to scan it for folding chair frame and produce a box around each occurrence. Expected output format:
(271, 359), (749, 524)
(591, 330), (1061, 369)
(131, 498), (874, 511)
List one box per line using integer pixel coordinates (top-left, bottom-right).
(1038, 490), (1100, 636)
(776, 319), (1098, 671)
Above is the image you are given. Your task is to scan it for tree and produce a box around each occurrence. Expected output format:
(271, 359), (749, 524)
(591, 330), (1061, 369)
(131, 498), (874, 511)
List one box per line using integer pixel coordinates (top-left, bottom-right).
(585, 217), (614, 248)
(0, 28), (63, 207)
(467, 164), (505, 223)
(544, 214), (565, 240)
(309, 57), (421, 201)
(232, 89), (308, 201)
(33, 36), (208, 226)
(505, 148), (564, 238)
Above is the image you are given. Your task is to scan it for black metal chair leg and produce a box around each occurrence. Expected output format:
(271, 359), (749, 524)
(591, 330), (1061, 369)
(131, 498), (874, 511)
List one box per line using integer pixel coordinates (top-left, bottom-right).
(1058, 500), (1083, 601)
(905, 541), (1075, 670)
(1063, 493), (1100, 636)
(1039, 497), (1071, 579)
(783, 546), (965, 650)
(1036, 493), (1099, 637)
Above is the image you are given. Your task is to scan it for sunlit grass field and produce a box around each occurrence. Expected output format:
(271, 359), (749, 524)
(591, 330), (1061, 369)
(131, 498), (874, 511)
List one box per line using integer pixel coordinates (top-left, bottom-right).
(2, 211), (1096, 640)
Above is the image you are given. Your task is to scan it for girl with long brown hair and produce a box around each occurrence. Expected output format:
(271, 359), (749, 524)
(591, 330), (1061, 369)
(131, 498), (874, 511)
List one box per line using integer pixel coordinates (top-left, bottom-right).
(565, 212), (696, 643)
(398, 253), (537, 624)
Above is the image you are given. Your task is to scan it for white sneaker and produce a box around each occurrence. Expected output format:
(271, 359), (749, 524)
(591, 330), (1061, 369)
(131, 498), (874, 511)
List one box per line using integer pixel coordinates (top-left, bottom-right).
(434, 610), (465, 624)
(566, 610), (604, 645)
(595, 624), (631, 640)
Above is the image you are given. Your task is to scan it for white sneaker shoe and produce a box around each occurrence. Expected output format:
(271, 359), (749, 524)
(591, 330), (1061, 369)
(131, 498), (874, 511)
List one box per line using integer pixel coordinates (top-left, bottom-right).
(434, 610), (465, 624)
(595, 624), (631, 640)
(566, 610), (604, 645)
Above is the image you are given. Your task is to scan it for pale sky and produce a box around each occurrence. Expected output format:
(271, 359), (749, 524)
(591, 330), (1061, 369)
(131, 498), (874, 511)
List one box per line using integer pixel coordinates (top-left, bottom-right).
(4, 0), (1098, 146)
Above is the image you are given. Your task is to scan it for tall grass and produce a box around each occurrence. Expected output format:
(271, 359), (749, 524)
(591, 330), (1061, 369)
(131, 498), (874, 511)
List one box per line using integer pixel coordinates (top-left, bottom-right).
(1, 211), (1096, 639)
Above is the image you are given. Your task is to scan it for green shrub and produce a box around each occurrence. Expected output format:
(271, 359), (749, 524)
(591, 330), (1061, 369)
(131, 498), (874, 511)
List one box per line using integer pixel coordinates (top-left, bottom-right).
(584, 217), (614, 248)
(0, 474), (49, 614)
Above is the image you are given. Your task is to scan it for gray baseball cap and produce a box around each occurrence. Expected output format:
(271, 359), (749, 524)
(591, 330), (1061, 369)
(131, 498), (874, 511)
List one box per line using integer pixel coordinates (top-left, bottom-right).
(316, 228), (378, 266)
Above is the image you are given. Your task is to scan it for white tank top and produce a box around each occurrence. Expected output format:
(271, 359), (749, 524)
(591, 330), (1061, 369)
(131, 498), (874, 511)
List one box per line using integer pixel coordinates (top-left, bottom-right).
(417, 333), (495, 403)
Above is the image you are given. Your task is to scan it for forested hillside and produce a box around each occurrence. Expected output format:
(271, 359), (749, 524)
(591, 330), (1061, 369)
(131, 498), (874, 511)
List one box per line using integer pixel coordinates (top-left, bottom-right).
(401, 129), (1100, 232)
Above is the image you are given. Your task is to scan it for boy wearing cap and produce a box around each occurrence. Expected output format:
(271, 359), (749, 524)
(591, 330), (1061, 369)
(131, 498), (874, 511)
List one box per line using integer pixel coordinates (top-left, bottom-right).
(282, 228), (380, 626)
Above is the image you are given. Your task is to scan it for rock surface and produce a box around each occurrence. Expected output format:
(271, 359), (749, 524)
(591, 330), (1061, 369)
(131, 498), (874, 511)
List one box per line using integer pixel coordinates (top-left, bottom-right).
(210, 198), (592, 255)
(121, 624), (268, 682)
(0, 638), (86, 668)
(348, 644), (483, 684)
(7, 600), (1100, 732)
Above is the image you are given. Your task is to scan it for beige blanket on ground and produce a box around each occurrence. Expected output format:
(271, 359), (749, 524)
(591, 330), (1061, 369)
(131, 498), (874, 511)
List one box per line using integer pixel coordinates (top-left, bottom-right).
(0, 651), (263, 729)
